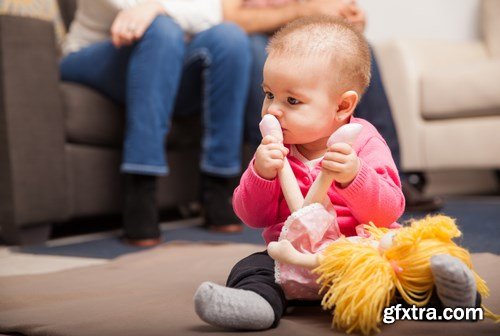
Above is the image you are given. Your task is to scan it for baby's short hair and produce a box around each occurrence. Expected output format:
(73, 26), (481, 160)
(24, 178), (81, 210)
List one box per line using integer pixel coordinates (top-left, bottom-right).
(267, 15), (371, 95)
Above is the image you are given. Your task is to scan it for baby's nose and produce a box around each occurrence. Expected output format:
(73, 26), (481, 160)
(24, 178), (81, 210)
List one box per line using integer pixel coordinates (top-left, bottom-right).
(265, 104), (283, 118)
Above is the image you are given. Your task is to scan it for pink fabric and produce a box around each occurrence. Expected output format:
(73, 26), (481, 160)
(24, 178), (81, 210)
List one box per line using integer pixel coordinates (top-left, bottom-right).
(243, 0), (295, 7)
(233, 117), (405, 245)
(277, 202), (342, 299)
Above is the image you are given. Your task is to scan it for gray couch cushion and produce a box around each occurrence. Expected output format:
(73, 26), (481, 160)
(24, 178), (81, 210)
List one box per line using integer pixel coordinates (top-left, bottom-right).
(62, 82), (124, 148)
(62, 82), (203, 149)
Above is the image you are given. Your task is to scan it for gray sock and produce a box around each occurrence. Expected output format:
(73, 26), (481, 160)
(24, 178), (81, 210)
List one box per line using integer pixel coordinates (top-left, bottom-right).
(194, 281), (275, 330)
(430, 254), (477, 308)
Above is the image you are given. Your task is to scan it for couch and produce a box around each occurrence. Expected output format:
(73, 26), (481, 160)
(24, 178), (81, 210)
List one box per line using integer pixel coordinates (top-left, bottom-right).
(375, 0), (500, 172)
(0, 0), (209, 244)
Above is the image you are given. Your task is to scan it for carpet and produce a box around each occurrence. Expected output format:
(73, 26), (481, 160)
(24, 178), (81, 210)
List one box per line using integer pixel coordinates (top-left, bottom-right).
(16, 196), (500, 260)
(0, 242), (499, 336)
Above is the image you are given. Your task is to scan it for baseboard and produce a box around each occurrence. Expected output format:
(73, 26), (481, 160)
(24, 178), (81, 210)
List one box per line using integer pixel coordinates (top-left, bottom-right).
(425, 170), (499, 196)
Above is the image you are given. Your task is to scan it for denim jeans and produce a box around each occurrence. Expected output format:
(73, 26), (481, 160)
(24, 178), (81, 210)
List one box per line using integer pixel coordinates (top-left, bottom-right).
(354, 48), (402, 170)
(60, 16), (251, 177)
(244, 34), (403, 172)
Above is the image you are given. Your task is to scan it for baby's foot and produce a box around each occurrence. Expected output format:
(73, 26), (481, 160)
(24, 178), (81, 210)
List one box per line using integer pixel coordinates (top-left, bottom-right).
(194, 281), (274, 330)
(430, 254), (477, 307)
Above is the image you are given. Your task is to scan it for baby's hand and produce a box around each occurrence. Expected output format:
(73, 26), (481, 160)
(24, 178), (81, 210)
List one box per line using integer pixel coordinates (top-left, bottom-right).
(254, 135), (289, 180)
(322, 142), (360, 187)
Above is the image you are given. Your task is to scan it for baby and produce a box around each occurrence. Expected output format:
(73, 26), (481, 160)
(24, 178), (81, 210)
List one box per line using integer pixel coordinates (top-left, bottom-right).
(194, 16), (478, 330)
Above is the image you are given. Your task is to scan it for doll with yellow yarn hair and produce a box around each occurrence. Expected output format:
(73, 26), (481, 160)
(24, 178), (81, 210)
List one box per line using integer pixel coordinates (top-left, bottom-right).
(268, 215), (498, 335)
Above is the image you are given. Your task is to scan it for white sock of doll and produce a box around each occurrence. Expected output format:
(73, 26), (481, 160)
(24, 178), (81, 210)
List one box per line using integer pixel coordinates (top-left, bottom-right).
(194, 281), (275, 330)
(430, 254), (477, 308)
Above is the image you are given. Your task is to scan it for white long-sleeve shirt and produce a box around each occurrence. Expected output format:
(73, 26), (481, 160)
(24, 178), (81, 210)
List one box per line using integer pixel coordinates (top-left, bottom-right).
(63, 0), (222, 55)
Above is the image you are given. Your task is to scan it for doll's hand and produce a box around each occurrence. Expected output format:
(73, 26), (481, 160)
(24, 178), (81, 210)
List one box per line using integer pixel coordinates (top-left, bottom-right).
(254, 135), (289, 180)
(322, 142), (360, 187)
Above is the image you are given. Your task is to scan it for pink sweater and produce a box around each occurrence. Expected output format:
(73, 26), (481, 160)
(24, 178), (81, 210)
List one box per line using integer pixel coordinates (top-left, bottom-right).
(233, 117), (405, 244)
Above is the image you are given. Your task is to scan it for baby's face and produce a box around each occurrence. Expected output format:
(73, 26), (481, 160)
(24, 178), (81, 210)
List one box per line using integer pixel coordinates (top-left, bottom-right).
(261, 54), (343, 149)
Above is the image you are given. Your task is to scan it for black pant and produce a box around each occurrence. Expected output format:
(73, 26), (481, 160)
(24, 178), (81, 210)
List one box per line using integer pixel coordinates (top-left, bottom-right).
(226, 251), (482, 327)
(226, 251), (287, 327)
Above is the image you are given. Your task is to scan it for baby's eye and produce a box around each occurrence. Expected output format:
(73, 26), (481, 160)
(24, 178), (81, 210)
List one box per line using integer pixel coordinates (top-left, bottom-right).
(265, 92), (274, 100)
(287, 97), (300, 105)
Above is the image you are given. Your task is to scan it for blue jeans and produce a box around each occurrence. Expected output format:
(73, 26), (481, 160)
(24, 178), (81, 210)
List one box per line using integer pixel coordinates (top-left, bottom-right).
(245, 34), (402, 171)
(61, 16), (251, 177)
(354, 48), (401, 170)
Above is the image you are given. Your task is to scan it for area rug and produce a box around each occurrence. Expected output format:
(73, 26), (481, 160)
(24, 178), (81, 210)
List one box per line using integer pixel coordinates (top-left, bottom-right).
(0, 242), (498, 336)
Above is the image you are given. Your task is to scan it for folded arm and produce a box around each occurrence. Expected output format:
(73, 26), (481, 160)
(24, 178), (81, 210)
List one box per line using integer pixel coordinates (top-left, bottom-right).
(223, 0), (347, 34)
(222, 0), (301, 33)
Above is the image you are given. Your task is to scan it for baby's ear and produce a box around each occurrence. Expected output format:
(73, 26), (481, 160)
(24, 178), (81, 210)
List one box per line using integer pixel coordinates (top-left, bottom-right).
(335, 91), (359, 122)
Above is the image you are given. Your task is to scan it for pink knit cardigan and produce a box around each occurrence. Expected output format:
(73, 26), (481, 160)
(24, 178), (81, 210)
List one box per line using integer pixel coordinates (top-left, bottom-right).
(233, 117), (405, 244)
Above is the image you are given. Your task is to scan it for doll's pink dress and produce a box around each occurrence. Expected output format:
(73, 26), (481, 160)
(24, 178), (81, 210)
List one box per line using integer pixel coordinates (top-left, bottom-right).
(274, 201), (342, 300)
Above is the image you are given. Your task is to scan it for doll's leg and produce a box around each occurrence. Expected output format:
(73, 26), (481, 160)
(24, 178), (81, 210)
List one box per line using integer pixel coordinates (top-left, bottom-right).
(430, 254), (478, 308)
(267, 240), (320, 269)
(194, 251), (286, 330)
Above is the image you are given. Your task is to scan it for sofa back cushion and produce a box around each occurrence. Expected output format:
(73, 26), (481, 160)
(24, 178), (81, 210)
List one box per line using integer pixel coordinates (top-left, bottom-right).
(421, 59), (500, 120)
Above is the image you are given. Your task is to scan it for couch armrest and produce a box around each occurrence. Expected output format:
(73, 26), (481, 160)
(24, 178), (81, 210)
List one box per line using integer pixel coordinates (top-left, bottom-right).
(0, 15), (67, 244)
(374, 40), (425, 170)
(374, 38), (488, 171)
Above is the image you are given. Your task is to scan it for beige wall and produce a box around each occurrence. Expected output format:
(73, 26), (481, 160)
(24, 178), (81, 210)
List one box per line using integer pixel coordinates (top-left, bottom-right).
(359, 0), (481, 43)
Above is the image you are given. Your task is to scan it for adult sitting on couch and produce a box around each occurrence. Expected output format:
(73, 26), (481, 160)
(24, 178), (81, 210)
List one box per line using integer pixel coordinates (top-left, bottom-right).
(61, 0), (251, 246)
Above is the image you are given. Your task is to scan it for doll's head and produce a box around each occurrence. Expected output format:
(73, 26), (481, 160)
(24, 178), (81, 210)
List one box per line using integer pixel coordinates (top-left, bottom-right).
(315, 215), (489, 335)
(261, 16), (371, 152)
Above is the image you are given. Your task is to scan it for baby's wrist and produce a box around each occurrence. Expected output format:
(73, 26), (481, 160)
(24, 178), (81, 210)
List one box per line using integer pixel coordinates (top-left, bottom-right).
(253, 162), (276, 181)
(339, 159), (361, 188)
(339, 178), (355, 188)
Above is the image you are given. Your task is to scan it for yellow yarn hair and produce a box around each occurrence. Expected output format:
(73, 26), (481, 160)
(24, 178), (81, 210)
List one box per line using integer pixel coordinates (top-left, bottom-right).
(315, 238), (396, 335)
(314, 215), (494, 335)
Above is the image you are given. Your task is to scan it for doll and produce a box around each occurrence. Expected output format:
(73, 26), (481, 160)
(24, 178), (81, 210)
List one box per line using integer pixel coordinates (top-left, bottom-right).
(261, 115), (497, 334)
(268, 215), (498, 335)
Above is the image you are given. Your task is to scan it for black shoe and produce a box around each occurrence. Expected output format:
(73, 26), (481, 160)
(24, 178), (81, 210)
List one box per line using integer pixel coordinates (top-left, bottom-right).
(123, 173), (161, 241)
(200, 173), (243, 233)
(402, 180), (444, 212)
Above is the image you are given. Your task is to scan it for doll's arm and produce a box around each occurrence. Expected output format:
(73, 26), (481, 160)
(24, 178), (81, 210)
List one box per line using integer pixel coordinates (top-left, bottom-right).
(267, 240), (320, 270)
(303, 123), (363, 206)
(260, 115), (304, 213)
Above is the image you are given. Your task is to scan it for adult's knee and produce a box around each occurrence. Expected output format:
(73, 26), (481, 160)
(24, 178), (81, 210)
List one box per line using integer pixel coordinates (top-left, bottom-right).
(205, 23), (251, 64)
(142, 16), (185, 53)
(249, 34), (269, 56)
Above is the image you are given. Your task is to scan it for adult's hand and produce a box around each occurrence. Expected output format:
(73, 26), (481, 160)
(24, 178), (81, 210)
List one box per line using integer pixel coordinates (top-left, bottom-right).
(111, 1), (166, 48)
(302, 0), (344, 18)
(339, 0), (366, 33)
